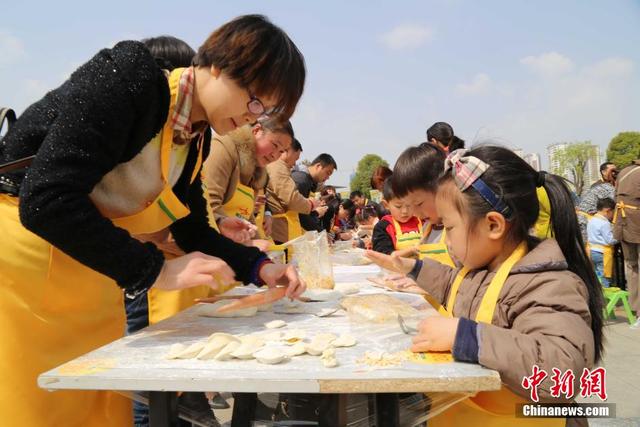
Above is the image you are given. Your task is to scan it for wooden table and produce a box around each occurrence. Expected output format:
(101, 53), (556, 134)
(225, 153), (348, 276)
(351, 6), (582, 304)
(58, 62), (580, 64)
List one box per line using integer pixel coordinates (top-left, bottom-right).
(38, 265), (501, 426)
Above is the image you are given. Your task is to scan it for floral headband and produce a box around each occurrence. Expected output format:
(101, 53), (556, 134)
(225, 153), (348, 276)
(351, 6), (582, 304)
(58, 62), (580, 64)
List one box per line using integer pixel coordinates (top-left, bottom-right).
(443, 149), (513, 219)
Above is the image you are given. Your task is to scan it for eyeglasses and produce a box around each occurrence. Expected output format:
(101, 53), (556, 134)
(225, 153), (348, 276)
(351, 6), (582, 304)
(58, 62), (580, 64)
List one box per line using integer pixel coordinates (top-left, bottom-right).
(247, 90), (275, 117)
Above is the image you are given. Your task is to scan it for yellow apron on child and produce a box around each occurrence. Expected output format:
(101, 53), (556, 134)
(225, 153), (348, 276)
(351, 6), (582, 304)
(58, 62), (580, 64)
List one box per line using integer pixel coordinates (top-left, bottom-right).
(392, 217), (422, 251)
(419, 223), (456, 267)
(0, 67), (206, 427)
(417, 224), (455, 315)
(588, 244), (614, 278)
(431, 242), (564, 426)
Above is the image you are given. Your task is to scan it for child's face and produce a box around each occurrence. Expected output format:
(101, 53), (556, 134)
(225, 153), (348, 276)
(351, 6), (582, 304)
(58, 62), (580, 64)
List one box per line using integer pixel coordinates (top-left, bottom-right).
(405, 189), (440, 224)
(198, 67), (278, 135)
(384, 197), (414, 223)
(338, 206), (349, 220)
(437, 185), (503, 270)
(254, 129), (292, 167)
(603, 208), (614, 221)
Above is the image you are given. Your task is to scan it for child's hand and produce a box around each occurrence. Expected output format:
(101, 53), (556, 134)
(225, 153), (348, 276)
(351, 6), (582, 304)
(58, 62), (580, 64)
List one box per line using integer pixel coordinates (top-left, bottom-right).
(365, 250), (415, 274)
(411, 317), (459, 352)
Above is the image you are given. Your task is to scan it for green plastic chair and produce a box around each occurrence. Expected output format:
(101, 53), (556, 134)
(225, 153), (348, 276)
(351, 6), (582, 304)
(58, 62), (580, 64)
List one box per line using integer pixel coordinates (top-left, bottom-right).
(603, 287), (636, 324)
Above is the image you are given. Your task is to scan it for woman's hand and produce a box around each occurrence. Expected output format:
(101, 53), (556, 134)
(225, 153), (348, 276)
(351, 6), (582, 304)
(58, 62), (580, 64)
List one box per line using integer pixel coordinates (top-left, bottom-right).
(365, 250), (416, 275)
(259, 263), (306, 298)
(152, 252), (235, 292)
(411, 317), (459, 352)
(218, 217), (256, 243)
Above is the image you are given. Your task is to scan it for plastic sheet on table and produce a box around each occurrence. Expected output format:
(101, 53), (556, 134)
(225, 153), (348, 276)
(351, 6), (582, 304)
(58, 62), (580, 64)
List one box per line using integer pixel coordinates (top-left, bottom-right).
(330, 248), (373, 266)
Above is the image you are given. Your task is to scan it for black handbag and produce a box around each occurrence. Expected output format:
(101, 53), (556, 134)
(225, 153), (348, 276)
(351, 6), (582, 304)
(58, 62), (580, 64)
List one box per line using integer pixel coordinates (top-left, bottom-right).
(0, 107), (34, 194)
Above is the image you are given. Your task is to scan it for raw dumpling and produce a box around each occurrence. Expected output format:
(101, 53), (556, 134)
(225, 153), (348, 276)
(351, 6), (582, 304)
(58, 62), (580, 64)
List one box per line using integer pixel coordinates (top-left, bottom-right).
(175, 341), (206, 359)
(197, 334), (240, 360)
(264, 319), (287, 329)
(231, 336), (265, 359)
(282, 329), (307, 345)
(214, 341), (241, 361)
(254, 347), (288, 365)
(165, 343), (187, 359)
(321, 348), (338, 368)
(284, 341), (306, 357)
(195, 301), (258, 318)
(333, 334), (357, 348)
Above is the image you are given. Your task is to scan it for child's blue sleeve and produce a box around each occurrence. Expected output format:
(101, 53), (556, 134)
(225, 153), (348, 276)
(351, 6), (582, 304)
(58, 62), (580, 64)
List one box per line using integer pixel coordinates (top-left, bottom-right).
(452, 317), (479, 363)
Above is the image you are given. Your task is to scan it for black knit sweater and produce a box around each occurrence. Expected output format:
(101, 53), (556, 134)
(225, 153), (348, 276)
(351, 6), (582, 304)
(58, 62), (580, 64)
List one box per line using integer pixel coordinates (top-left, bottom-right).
(0, 41), (263, 292)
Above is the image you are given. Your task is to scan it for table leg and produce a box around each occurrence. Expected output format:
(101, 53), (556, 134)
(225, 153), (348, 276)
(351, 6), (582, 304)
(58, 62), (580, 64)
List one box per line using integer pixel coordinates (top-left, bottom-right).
(231, 392), (258, 427)
(375, 393), (399, 426)
(149, 391), (179, 427)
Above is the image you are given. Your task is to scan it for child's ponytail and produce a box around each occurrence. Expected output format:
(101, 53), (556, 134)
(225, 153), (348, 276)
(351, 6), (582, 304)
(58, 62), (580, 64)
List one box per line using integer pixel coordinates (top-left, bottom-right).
(541, 172), (604, 362)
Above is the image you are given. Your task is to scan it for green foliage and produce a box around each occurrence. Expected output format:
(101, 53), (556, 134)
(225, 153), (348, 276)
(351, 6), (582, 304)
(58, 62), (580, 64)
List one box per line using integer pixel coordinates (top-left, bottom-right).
(607, 132), (640, 169)
(350, 154), (389, 197)
(551, 141), (598, 196)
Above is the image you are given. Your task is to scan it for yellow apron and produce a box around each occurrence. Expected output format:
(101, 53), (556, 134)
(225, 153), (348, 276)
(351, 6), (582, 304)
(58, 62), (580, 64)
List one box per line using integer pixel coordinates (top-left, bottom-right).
(221, 182), (255, 222)
(0, 67), (203, 427)
(613, 200), (640, 224)
(392, 217), (423, 251)
(431, 242), (563, 427)
(588, 243), (614, 278)
(138, 68), (210, 325)
(417, 223), (455, 315)
(418, 223), (456, 267)
(272, 210), (304, 242)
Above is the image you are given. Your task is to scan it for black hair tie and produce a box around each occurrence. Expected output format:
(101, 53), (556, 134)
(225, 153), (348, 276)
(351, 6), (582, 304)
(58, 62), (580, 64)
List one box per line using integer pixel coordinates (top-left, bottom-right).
(536, 171), (546, 187)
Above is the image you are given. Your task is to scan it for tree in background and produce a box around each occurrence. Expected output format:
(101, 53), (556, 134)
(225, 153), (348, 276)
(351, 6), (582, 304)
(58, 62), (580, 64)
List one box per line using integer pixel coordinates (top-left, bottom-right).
(350, 154), (389, 197)
(607, 132), (640, 169)
(551, 141), (598, 196)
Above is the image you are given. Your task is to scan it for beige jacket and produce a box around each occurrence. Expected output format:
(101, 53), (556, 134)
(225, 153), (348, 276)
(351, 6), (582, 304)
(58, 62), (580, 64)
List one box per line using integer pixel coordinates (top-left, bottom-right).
(266, 159), (312, 243)
(416, 239), (595, 403)
(202, 125), (267, 223)
(613, 160), (640, 243)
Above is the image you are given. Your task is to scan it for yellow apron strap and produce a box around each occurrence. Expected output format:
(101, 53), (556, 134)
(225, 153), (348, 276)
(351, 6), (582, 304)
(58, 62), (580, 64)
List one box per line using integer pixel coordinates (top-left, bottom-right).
(446, 266), (470, 316)
(475, 241), (528, 324)
(613, 201), (639, 224)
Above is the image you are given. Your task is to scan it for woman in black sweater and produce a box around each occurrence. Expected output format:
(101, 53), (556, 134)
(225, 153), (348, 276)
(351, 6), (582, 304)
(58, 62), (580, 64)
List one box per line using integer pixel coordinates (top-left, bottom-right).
(0, 15), (305, 426)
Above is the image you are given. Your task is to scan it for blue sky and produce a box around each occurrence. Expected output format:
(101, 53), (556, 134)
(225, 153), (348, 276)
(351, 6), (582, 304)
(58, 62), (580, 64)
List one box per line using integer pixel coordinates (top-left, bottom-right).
(2, 0), (639, 186)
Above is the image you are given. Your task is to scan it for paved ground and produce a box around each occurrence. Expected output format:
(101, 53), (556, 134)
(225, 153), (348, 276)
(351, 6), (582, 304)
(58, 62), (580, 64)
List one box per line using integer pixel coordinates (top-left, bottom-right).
(578, 307), (640, 426)
(213, 306), (640, 426)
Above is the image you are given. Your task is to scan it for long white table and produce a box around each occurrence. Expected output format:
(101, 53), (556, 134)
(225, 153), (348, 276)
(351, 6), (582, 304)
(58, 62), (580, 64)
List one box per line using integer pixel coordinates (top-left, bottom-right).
(38, 264), (501, 426)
